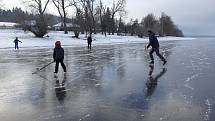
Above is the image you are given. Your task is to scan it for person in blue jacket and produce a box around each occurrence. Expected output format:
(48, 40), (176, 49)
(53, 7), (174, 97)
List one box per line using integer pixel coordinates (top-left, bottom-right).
(87, 35), (92, 49)
(13, 37), (22, 50)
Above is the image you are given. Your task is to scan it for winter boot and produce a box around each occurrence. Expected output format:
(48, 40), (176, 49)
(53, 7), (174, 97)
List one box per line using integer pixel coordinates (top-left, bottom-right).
(163, 60), (167, 65)
(150, 61), (154, 64)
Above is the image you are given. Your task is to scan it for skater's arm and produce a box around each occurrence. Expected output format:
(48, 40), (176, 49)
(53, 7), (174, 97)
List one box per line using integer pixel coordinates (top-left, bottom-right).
(147, 41), (151, 49)
(147, 35), (156, 49)
(19, 40), (22, 43)
(62, 48), (64, 60)
(53, 49), (56, 62)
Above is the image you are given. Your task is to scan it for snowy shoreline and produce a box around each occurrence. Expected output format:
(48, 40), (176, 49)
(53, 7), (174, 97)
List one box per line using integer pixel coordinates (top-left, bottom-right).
(0, 29), (196, 50)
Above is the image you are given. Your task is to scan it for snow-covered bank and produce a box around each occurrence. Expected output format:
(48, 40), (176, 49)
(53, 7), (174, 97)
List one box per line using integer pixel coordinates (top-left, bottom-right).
(0, 29), (196, 49)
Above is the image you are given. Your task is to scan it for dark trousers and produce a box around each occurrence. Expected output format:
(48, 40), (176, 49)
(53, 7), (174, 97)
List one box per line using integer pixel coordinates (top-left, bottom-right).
(88, 42), (92, 49)
(149, 48), (165, 61)
(55, 59), (66, 73)
(15, 44), (19, 50)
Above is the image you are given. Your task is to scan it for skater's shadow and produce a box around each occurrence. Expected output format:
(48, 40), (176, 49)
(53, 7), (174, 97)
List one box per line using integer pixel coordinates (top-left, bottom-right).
(55, 74), (67, 103)
(145, 65), (167, 97)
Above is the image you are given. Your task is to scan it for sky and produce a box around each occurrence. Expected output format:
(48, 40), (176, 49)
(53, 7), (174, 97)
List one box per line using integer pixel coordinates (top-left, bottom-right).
(2, 0), (215, 36)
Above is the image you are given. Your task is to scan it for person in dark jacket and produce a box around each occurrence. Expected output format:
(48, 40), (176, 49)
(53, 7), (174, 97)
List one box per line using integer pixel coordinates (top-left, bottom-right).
(53, 41), (67, 73)
(87, 35), (92, 49)
(13, 37), (22, 50)
(146, 30), (167, 65)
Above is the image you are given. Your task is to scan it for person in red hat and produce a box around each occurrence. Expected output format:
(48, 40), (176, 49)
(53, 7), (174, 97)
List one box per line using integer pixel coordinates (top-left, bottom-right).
(53, 41), (66, 73)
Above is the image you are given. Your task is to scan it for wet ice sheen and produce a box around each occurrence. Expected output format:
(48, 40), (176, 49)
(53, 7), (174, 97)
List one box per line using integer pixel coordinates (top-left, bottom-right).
(0, 38), (215, 121)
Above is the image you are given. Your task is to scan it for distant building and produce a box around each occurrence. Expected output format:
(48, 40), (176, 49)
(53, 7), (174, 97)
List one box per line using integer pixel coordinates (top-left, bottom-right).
(0, 22), (19, 29)
(52, 22), (80, 31)
(24, 20), (36, 26)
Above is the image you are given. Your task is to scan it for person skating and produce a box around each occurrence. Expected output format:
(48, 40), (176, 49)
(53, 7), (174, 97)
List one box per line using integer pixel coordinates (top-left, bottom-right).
(53, 41), (67, 73)
(13, 37), (22, 50)
(146, 30), (167, 65)
(87, 35), (92, 49)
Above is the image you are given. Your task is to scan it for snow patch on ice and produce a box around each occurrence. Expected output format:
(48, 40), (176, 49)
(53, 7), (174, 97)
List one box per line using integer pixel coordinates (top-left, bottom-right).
(203, 99), (212, 121)
(184, 73), (199, 90)
(79, 114), (91, 121)
(185, 74), (199, 82)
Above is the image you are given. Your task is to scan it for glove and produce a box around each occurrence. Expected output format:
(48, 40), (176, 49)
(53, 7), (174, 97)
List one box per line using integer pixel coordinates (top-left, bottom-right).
(145, 45), (148, 50)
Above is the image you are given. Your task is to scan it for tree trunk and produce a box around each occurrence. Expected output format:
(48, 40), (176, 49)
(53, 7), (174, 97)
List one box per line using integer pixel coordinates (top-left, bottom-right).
(62, 0), (68, 34)
(111, 15), (115, 35)
(63, 16), (68, 34)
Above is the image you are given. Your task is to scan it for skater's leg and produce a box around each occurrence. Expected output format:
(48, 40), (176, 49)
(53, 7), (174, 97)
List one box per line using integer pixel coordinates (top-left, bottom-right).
(89, 42), (92, 49)
(60, 60), (67, 72)
(15, 44), (18, 50)
(155, 48), (165, 61)
(149, 49), (154, 63)
(55, 60), (60, 73)
(155, 48), (167, 65)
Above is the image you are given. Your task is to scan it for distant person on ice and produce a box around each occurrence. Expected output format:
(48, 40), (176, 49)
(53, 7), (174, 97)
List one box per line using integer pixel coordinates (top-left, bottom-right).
(87, 35), (92, 49)
(13, 37), (22, 50)
(146, 30), (167, 65)
(53, 41), (67, 73)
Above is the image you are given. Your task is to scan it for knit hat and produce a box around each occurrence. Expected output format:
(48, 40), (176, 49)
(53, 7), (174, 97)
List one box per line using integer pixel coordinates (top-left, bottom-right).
(55, 41), (61, 47)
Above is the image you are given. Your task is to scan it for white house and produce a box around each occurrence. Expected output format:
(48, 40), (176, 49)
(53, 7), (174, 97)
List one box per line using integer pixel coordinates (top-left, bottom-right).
(0, 22), (19, 29)
(53, 22), (80, 31)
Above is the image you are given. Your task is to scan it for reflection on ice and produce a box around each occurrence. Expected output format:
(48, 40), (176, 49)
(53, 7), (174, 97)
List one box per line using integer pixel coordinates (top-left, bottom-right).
(146, 67), (167, 97)
(55, 74), (67, 103)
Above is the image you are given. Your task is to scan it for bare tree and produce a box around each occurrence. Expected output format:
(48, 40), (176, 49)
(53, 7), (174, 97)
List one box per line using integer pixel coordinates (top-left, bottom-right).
(87, 0), (97, 34)
(141, 13), (159, 36)
(98, 0), (108, 36)
(110, 0), (126, 35)
(70, 0), (127, 36)
(70, 0), (97, 36)
(0, 0), (4, 8)
(159, 13), (175, 36)
(23, 0), (50, 37)
(52, 0), (72, 34)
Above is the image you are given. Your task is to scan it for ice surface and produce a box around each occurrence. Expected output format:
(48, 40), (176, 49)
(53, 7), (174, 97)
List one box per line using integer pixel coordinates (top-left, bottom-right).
(0, 34), (214, 121)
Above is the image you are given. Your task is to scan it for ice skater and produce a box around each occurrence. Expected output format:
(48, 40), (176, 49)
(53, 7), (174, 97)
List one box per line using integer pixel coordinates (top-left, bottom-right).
(146, 30), (167, 65)
(53, 41), (67, 73)
(87, 35), (92, 49)
(13, 37), (22, 50)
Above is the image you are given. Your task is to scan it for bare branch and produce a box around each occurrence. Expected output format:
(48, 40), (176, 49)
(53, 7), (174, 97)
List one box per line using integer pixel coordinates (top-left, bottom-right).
(52, 0), (63, 17)
(42, 0), (50, 14)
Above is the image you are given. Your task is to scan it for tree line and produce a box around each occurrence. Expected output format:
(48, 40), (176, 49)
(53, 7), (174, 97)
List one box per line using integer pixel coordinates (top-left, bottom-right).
(0, 8), (61, 27)
(0, 0), (183, 37)
(124, 13), (184, 37)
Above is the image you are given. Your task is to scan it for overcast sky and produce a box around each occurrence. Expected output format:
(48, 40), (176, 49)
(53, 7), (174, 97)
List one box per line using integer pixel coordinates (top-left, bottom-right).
(2, 0), (215, 36)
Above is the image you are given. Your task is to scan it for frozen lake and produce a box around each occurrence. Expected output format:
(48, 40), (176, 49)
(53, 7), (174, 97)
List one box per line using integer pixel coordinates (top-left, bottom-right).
(0, 38), (215, 121)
